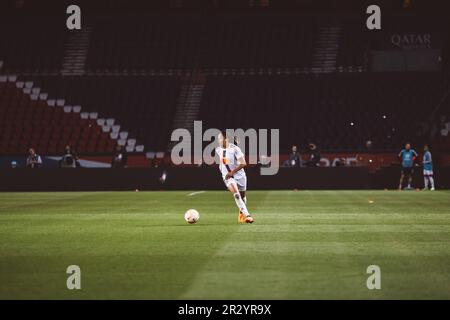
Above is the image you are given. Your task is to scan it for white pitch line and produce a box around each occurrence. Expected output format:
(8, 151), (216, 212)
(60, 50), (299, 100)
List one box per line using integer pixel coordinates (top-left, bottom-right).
(187, 191), (206, 197)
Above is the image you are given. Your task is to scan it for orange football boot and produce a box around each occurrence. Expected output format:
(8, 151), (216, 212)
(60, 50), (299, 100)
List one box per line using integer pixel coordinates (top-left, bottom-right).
(245, 216), (254, 224)
(238, 211), (246, 224)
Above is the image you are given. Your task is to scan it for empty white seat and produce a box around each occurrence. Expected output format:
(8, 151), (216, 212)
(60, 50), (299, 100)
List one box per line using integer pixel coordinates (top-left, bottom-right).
(47, 99), (56, 107)
(156, 151), (165, 159)
(135, 145), (144, 152)
(80, 112), (89, 119)
(110, 132), (119, 139)
(112, 125), (121, 133)
(30, 94), (39, 100)
(97, 118), (106, 126)
(106, 118), (115, 126)
(23, 88), (32, 94)
(146, 152), (156, 159)
(32, 87), (40, 94)
(16, 81), (24, 88)
(72, 105), (82, 113)
(446, 122), (450, 130)
(8, 75), (17, 82)
(25, 81), (34, 89)
(102, 125), (111, 133)
(39, 93), (48, 100)
(126, 145), (135, 152)
(0, 75), (7, 82)
(127, 138), (136, 146)
(441, 129), (449, 136)
(89, 112), (98, 119)
(118, 139), (127, 146)
(56, 99), (65, 106)
(63, 106), (73, 113)
(119, 131), (129, 140)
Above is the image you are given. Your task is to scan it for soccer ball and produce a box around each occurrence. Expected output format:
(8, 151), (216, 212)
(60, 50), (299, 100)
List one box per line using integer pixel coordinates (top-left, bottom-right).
(184, 209), (200, 224)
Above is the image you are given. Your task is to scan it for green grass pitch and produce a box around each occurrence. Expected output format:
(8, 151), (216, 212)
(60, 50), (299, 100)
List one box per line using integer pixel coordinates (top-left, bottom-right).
(0, 190), (449, 299)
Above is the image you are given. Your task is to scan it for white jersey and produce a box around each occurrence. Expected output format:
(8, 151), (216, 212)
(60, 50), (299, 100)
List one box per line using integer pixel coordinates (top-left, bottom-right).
(215, 143), (246, 180)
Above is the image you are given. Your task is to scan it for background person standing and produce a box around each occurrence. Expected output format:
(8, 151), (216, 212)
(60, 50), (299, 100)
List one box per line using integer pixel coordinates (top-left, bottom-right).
(422, 145), (435, 191)
(26, 148), (42, 168)
(398, 143), (418, 190)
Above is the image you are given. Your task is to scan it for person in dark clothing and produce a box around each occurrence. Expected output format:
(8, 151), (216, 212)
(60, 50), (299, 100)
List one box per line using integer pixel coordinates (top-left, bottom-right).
(283, 145), (302, 167)
(305, 143), (321, 167)
(26, 148), (43, 168)
(111, 145), (128, 168)
(59, 145), (80, 168)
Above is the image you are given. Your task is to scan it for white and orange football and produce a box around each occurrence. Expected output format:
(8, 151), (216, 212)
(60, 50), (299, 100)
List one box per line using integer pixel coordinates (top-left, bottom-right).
(184, 209), (200, 224)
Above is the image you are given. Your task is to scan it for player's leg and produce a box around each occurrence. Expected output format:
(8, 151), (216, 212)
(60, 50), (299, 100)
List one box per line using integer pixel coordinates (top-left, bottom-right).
(237, 176), (249, 223)
(407, 172), (413, 189)
(402, 168), (413, 189)
(399, 172), (405, 190)
(238, 176), (253, 223)
(423, 172), (429, 190)
(226, 180), (251, 218)
(240, 191), (246, 203)
(429, 172), (435, 190)
(237, 191), (247, 223)
(238, 176), (247, 204)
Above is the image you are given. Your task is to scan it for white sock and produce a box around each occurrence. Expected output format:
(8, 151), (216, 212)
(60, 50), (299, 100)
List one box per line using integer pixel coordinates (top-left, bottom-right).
(429, 176), (435, 189)
(424, 177), (429, 189)
(233, 193), (249, 216)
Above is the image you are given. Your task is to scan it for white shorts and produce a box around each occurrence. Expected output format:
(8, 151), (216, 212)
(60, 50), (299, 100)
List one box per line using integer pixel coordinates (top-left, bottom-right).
(223, 175), (247, 192)
(423, 170), (433, 176)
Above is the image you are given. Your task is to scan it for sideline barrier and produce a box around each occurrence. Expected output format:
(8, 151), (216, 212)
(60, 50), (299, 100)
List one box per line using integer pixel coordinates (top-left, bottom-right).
(0, 167), (448, 191)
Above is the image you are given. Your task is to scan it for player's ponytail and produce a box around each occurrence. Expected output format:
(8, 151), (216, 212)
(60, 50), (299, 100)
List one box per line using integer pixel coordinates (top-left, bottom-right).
(220, 129), (239, 146)
(220, 129), (228, 140)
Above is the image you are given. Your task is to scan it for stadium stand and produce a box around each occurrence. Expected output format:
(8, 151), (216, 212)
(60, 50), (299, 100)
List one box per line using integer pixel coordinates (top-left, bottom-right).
(87, 17), (200, 71)
(200, 73), (446, 152)
(336, 18), (368, 72)
(0, 16), (67, 74)
(30, 76), (181, 152)
(0, 71), (440, 154)
(0, 1), (449, 157)
(0, 75), (117, 155)
(86, 13), (316, 72)
(200, 14), (316, 69)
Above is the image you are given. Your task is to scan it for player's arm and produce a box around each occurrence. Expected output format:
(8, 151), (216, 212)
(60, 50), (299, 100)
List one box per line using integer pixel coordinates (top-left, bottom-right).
(214, 147), (220, 164)
(225, 156), (247, 179)
(215, 148), (223, 172)
(398, 150), (403, 163)
(232, 156), (247, 174)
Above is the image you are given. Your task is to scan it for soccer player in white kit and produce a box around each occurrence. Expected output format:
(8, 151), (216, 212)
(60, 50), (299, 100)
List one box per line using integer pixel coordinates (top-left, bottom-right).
(216, 130), (254, 224)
